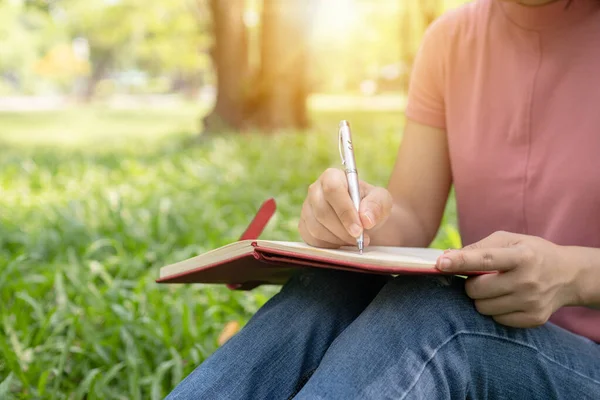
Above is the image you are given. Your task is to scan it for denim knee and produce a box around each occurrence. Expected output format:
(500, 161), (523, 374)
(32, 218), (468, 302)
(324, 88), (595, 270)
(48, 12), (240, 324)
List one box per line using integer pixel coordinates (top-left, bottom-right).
(369, 275), (483, 331)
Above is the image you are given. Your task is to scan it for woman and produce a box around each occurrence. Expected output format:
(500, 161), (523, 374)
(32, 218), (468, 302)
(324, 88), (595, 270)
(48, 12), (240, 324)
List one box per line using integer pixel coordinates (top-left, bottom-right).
(167, 0), (600, 398)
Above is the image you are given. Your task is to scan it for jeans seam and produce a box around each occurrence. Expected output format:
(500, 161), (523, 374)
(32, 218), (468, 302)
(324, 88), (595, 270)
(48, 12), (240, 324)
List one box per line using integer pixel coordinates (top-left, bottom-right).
(397, 330), (600, 400)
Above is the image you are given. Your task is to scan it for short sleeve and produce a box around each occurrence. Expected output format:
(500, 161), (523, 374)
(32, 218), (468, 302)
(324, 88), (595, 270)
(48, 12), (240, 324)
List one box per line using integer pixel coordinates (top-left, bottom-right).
(405, 17), (449, 129)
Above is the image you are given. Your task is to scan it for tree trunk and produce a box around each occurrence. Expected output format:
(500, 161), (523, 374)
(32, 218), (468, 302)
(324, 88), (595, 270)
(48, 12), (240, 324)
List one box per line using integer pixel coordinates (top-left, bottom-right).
(82, 54), (112, 103)
(202, 0), (249, 134)
(247, 0), (312, 132)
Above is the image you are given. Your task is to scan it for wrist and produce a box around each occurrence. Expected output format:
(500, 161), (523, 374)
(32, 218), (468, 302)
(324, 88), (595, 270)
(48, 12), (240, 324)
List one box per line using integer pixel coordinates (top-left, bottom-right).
(369, 202), (431, 248)
(561, 245), (599, 308)
(367, 203), (404, 246)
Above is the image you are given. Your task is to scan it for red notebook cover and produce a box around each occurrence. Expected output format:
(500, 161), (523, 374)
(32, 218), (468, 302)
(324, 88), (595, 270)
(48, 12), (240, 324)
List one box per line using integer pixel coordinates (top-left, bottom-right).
(156, 198), (483, 290)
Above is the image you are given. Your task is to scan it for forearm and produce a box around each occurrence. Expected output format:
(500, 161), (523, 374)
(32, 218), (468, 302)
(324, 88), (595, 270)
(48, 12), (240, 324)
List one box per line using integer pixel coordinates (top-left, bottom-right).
(564, 246), (600, 309)
(368, 200), (436, 248)
(366, 120), (451, 249)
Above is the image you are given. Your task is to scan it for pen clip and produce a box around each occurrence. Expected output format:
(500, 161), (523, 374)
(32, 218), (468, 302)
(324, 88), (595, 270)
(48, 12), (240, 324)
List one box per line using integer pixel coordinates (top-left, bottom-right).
(338, 126), (346, 166)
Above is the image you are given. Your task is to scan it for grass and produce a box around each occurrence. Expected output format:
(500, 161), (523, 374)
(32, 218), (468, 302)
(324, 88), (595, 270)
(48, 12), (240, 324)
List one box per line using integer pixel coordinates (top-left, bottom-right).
(0, 104), (461, 399)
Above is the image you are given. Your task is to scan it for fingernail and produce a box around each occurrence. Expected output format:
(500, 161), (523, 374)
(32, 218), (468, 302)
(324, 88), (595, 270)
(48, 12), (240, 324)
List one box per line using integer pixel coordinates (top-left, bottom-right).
(437, 257), (452, 271)
(364, 234), (370, 246)
(363, 212), (374, 228)
(349, 223), (362, 237)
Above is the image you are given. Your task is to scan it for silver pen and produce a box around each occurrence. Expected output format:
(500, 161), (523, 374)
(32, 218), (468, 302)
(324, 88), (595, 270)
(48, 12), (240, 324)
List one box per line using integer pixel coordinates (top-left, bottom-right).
(338, 120), (364, 254)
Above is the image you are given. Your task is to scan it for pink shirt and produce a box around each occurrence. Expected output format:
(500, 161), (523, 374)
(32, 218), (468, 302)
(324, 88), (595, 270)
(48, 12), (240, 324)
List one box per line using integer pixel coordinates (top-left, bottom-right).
(406, 0), (600, 343)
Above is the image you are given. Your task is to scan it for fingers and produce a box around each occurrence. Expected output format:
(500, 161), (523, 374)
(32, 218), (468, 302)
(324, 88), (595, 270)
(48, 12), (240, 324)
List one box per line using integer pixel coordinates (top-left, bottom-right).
(492, 312), (549, 328)
(436, 247), (522, 273)
(299, 168), (389, 248)
(464, 273), (515, 299)
(302, 200), (354, 245)
(358, 186), (393, 230)
(298, 218), (341, 249)
(473, 295), (523, 316)
(469, 289), (550, 328)
(319, 168), (363, 237)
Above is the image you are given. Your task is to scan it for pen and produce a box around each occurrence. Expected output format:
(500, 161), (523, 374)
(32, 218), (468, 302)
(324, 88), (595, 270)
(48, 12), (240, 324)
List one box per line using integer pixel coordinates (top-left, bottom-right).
(338, 120), (364, 254)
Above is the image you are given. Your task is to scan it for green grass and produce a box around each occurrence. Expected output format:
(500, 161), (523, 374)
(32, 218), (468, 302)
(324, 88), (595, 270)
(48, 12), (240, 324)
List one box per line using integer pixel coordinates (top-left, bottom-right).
(0, 105), (461, 399)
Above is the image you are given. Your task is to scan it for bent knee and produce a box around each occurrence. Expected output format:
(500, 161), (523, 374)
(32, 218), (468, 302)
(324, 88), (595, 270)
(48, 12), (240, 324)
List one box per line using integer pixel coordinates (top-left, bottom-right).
(372, 275), (487, 328)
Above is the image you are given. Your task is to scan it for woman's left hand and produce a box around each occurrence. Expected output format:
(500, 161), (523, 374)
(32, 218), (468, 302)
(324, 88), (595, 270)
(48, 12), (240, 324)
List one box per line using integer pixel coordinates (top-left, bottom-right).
(436, 231), (580, 328)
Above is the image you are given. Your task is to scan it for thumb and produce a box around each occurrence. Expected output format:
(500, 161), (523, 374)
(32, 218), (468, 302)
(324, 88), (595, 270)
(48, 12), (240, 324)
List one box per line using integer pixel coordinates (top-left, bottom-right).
(358, 186), (393, 230)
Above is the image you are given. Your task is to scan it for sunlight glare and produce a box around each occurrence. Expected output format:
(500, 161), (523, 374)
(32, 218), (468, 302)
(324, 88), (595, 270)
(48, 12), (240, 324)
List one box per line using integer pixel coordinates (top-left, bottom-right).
(313, 0), (359, 42)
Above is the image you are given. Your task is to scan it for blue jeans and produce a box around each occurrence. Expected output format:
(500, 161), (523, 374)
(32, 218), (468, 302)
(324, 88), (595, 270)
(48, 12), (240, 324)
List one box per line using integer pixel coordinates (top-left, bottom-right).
(166, 269), (600, 399)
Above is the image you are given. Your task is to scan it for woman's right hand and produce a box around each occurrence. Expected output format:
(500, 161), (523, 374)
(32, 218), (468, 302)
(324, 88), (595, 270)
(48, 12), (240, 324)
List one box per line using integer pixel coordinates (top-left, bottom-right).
(299, 168), (393, 248)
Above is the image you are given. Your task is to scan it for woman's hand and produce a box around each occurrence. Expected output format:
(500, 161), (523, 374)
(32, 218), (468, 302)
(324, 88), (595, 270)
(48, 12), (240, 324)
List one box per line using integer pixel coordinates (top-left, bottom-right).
(299, 168), (393, 249)
(436, 231), (580, 328)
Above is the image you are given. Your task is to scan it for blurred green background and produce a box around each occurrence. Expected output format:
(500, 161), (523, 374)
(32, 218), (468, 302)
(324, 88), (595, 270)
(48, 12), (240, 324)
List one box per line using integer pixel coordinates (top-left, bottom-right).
(1, 0), (466, 398)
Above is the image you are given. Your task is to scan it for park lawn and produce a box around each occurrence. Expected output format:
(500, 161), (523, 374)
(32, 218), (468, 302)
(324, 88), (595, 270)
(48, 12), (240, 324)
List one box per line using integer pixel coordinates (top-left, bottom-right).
(0, 105), (461, 399)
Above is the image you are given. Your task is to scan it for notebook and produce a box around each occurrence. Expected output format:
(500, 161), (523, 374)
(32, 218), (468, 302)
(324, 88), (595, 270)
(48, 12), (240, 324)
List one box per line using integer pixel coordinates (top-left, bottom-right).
(156, 198), (481, 290)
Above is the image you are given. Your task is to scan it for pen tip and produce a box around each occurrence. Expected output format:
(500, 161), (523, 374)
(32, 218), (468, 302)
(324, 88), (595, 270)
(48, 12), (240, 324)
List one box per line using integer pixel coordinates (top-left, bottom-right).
(359, 249), (363, 255)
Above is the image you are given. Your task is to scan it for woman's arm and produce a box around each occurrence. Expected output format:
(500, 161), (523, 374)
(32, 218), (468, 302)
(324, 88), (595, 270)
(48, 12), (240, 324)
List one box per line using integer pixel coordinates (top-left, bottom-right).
(369, 119), (452, 248)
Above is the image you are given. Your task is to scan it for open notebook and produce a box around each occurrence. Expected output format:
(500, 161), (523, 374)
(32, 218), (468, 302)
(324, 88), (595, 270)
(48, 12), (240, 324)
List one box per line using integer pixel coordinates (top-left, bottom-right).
(156, 198), (480, 290)
(158, 239), (446, 279)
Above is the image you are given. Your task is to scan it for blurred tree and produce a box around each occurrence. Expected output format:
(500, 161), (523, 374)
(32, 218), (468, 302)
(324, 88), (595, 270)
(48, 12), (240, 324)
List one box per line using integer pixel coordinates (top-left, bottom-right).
(203, 0), (313, 135)
(246, 0), (312, 131)
(133, 1), (210, 99)
(202, 0), (249, 133)
(3, 0), (466, 103)
(59, 0), (133, 100)
(26, 0), (210, 100)
(0, 1), (63, 94)
(33, 43), (90, 90)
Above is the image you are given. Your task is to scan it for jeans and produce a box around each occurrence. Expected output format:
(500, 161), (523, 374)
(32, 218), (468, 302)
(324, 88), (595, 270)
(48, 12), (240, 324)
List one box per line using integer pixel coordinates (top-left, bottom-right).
(165, 269), (600, 399)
